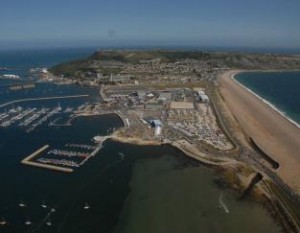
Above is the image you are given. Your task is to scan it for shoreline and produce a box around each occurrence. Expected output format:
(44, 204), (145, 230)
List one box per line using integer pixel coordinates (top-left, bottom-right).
(232, 70), (300, 130)
(218, 69), (300, 193)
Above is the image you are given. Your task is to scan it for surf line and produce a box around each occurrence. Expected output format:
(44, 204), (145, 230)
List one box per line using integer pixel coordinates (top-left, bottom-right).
(219, 191), (230, 214)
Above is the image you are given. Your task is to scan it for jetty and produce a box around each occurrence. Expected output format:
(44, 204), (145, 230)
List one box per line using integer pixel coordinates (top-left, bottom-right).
(21, 145), (74, 173)
(0, 94), (89, 109)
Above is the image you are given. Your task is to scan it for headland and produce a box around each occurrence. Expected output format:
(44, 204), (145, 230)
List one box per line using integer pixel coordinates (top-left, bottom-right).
(22, 49), (300, 232)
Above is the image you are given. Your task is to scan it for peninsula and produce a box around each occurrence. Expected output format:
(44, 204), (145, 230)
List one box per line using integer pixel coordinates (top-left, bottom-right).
(46, 50), (300, 232)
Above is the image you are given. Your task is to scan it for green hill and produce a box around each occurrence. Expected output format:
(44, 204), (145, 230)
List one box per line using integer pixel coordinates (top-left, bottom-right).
(49, 50), (300, 78)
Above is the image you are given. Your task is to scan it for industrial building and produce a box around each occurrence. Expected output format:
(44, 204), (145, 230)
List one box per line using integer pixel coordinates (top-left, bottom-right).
(194, 89), (210, 103)
(170, 101), (194, 109)
(145, 118), (163, 136)
(158, 92), (172, 103)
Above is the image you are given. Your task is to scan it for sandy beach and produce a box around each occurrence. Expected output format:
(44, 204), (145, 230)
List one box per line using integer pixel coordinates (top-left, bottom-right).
(219, 70), (300, 193)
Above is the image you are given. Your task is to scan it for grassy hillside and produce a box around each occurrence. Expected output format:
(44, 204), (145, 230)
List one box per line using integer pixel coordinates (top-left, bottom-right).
(49, 50), (300, 77)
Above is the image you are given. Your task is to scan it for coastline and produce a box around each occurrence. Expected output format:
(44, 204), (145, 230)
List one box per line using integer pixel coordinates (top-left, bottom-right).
(110, 134), (255, 189)
(231, 70), (300, 130)
(218, 69), (300, 193)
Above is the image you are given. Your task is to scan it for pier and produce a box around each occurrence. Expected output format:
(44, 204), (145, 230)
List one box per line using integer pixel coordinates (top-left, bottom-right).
(79, 136), (109, 165)
(21, 145), (74, 173)
(20, 136), (110, 173)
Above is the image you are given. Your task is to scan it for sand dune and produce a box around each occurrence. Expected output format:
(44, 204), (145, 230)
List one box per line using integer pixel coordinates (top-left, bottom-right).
(219, 70), (300, 193)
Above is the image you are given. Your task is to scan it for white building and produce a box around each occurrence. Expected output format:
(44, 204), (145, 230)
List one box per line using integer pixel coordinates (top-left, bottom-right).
(154, 125), (162, 136)
(199, 94), (209, 103)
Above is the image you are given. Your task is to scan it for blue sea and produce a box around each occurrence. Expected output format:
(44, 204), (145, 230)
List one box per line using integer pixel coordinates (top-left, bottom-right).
(235, 71), (300, 125)
(0, 49), (281, 233)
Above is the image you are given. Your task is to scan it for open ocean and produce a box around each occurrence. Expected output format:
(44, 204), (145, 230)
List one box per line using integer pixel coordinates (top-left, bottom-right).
(235, 71), (300, 125)
(0, 49), (281, 233)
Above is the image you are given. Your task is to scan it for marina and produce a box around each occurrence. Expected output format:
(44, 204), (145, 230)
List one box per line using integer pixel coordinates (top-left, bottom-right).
(0, 49), (285, 233)
(37, 158), (80, 168)
(0, 104), (75, 132)
(47, 149), (89, 158)
(21, 145), (74, 173)
(20, 136), (109, 173)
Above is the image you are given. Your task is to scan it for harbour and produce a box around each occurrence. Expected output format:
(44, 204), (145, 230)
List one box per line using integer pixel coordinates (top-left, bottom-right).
(0, 49), (284, 233)
(20, 136), (109, 173)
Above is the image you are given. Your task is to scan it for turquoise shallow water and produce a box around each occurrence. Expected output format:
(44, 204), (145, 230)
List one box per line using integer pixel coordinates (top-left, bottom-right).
(235, 71), (300, 125)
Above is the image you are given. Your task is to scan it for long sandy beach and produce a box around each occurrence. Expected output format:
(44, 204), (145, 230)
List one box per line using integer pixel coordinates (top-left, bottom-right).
(219, 70), (300, 193)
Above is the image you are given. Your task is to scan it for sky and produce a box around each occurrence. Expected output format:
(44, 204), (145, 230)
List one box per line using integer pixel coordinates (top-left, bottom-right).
(0, 0), (300, 50)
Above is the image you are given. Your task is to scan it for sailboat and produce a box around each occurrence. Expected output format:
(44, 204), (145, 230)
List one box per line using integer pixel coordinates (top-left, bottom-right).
(19, 200), (26, 207)
(0, 217), (7, 226)
(25, 218), (32, 225)
(46, 219), (52, 227)
(84, 202), (90, 210)
(41, 201), (47, 208)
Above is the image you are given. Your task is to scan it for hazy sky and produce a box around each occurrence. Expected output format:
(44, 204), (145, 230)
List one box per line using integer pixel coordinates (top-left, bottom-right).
(1, 0), (300, 49)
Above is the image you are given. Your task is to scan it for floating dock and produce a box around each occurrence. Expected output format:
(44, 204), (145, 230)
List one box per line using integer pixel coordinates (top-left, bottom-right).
(21, 145), (74, 173)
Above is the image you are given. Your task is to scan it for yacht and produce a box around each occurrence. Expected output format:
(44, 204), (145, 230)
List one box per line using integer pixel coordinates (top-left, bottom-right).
(0, 217), (7, 226)
(19, 200), (26, 207)
(84, 202), (90, 210)
(25, 219), (32, 225)
(46, 219), (52, 227)
(41, 201), (47, 208)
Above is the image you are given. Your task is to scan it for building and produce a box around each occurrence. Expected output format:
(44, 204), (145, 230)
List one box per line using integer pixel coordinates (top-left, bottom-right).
(170, 101), (194, 109)
(148, 119), (162, 127)
(158, 92), (172, 103)
(194, 88), (210, 103)
(136, 90), (146, 101)
(199, 94), (209, 103)
(146, 119), (163, 136)
(145, 101), (163, 110)
(154, 125), (162, 136)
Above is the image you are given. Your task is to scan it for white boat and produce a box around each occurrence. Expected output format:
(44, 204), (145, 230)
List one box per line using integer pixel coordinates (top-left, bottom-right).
(84, 202), (90, 210)
(0, 217), (7, 226)
(3, 74), (20, 79)
(25, 219), (32, 225)
(19, 200), (26, 208)
(46, 219), (52, 227)
(41, 201), (47, 208)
